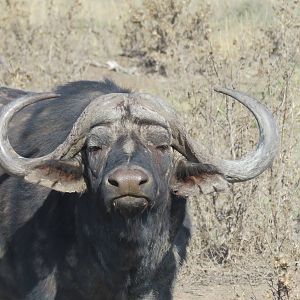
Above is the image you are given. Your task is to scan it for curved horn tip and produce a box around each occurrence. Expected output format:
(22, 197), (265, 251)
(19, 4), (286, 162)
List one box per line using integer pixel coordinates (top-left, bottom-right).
(213, 86), (233, 94)
(41, 93), (60, 98)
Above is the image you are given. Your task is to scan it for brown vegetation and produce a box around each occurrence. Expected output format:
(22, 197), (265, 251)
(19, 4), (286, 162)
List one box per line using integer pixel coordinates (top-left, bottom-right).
(1, 0), (300, 298)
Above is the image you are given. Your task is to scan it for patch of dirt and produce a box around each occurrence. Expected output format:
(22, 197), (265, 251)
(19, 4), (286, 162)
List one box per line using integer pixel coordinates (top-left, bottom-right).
(174, 284), (268, 300)
(174, 271), (300, 300)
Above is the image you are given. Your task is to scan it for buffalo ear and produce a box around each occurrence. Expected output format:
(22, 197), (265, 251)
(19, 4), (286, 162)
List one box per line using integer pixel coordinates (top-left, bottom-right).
(170, 160), (229, 197)
(25, 158), (87, 193)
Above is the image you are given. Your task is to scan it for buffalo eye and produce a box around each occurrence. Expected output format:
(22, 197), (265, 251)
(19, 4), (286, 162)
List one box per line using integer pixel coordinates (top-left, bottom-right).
(88, 146), (103, 153)
(156, 144), (169, 152)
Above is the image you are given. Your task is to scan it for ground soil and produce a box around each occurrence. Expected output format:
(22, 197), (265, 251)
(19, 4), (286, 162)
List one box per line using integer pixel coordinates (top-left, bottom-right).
(175, 284), (272, 300)
(174, 270), (300, 299)
(174, 281), (300, 300)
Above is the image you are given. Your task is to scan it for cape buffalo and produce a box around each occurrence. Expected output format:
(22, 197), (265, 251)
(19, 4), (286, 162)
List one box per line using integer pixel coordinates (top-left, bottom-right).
(0, 79), (279, 299)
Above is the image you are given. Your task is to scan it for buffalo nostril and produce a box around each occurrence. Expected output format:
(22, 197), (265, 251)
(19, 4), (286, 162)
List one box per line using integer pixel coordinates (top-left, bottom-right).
(108, 178), (119, 187)
(139, 178), (148, 185)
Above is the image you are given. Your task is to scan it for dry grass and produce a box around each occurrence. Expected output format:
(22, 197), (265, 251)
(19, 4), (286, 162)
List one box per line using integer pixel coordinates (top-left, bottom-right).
(1, 0), (300, 298)
(121, 0), (210, 76)
(0, 0), (124, 90)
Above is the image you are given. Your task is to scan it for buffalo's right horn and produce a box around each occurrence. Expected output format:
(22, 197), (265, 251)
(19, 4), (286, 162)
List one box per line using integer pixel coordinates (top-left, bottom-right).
(0, 93), (60, 177)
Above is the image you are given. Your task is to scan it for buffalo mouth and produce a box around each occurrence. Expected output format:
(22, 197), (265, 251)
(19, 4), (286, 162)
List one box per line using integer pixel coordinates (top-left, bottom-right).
(112, 195), (149, 217)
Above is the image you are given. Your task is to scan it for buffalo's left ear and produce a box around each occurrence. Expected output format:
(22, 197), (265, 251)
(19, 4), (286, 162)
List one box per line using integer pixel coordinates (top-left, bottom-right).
(170, 160), (230, 196)
(25, 157), (87, 193)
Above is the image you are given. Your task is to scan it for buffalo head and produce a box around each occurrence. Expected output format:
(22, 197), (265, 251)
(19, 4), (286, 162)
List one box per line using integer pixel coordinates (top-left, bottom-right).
(0, 88), (279, 217)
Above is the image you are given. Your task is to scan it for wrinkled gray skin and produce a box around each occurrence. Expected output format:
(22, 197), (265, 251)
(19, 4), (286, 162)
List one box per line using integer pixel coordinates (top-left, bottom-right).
(0, 80), (279, 300)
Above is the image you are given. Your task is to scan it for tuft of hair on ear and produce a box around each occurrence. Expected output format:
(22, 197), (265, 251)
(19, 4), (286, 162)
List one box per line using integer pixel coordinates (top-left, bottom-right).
(34, 159), (83, 181)
(175, 160), (221, 180)
(171, 159), (229, 196)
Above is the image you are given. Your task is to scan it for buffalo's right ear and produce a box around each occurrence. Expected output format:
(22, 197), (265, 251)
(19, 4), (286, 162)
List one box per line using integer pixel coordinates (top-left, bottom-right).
(25, 158), (87, 193)
(170, 160), (230, 197)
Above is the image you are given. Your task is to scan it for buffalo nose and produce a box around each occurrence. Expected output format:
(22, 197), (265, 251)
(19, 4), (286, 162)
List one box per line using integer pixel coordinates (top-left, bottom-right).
(107, 167), (150, 193)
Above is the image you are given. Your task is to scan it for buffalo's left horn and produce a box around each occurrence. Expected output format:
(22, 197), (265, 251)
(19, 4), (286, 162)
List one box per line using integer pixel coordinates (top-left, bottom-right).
(171, 87), (279, 182)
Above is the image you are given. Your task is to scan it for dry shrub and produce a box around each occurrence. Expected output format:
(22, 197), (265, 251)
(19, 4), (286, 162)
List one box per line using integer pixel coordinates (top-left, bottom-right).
(121, 0), (211, 76)
(0, 0), (116, 90)
(268, 255), (293, 300)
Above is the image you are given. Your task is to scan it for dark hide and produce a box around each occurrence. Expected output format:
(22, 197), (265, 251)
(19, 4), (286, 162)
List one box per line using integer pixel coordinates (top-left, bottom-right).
(0, 80), (192, 300)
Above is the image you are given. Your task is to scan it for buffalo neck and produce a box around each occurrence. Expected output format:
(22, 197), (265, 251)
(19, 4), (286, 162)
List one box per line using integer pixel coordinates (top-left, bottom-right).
(69, 192), (173, 293)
